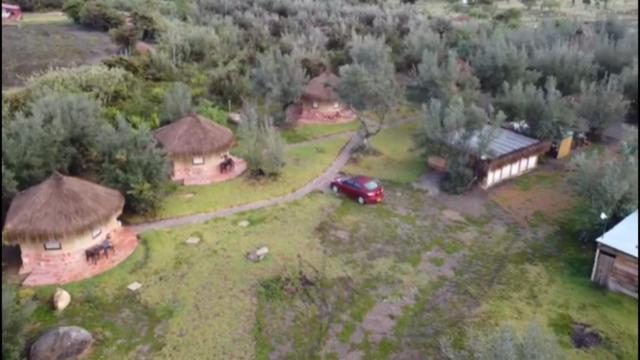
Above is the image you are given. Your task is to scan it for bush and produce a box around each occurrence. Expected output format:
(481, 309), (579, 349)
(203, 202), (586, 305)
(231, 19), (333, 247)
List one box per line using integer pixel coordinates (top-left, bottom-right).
(12, 0), (64, 11)
(161, 82), (192, 124)
(196, 100), (228, 126)
(78, 2), (124, 31)
(236, 105), (285, 177)
(2, 285), (33, 360)
(441, 155), (476, 194)
(576, 77), (628, 140)
(493, 8), (522, 28)
(62, 0), (84, 22)
(110, 25), (142, 52)
(98, 119), (171, 214)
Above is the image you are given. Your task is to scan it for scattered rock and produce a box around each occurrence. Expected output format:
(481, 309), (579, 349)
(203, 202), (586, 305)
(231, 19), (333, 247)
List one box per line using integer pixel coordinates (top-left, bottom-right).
(185, 237), (200, 245)
(245, 246), (269, 262)
(52, 288), (71, 311)
(228, 112), (245, 124)
(127, 282), (142, 292)
(442, 209), (466, 223)
(30, 326), (93, 360)
(238, 220), (250, 227)
(571, 323), (603, 349)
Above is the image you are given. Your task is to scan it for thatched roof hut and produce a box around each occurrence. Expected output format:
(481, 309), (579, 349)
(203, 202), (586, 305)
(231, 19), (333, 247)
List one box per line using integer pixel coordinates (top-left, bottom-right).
(3, 172), (124, 243)
(153, 113), (235, 157)
(302, 72), (341, 102)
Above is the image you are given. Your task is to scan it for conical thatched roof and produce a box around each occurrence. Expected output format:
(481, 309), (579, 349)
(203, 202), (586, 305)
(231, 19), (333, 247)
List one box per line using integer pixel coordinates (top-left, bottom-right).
(3, 172), (125, 243)
(153, 113), (235, 157)
(302, 72), (340, 101)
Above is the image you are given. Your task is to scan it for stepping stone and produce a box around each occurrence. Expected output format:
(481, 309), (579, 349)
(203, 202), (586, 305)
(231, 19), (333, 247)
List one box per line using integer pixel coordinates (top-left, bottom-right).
(185, 237), (200, 245)
(238, 220), (250, 227)
(127, 282), (142, 292)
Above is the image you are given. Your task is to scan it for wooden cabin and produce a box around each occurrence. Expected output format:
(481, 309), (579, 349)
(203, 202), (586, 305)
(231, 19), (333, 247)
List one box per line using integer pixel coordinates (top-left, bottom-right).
(442, 126), (551, 189)
(591, 210), (638, 298)
(153, 113), (246, 185)
(2, 172), (138, 286)
(296, 72), (356, 124)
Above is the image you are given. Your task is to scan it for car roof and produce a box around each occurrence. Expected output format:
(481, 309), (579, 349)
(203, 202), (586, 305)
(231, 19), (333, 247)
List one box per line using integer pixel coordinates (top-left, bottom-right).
(351, 176), (374, 185)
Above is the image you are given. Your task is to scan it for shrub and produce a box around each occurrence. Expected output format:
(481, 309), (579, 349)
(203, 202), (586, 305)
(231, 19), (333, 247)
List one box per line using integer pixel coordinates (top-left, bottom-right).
(576, 77), (629, 140)
(531, 42), (598, 95)
(110, 25), (142, 52)
(196, 100), (228, 126)
(236, 105), (285, 177)
(161, 82), (192, 124)
(493, 8), (522, 28)
(620, 60), (638, 123)
(78, 2), (125, 31)
(12, 0), (64, 11)
(62, 0), (84, 22)
(2, 285), (33, 360)
(26, 64), (134, 106)
(98, 119), (171, 214)
(441, 155), (477, 194)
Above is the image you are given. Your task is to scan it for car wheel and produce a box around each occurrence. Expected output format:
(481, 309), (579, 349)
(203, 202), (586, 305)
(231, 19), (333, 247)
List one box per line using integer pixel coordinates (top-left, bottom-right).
(332, 185), (339, 193)
(357, 196), (365, 205)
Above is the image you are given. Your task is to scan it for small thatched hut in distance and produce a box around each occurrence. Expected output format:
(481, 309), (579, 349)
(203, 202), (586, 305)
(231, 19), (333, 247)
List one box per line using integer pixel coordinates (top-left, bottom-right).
(296, 72), (356, 124)
(2, 172), (138, 286)
(153, 113), (246, 185)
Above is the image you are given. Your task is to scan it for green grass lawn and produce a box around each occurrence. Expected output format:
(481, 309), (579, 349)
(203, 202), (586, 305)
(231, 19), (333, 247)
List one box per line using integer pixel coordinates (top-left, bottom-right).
(128, 135), (349, 222)
(20, 12), (73, 25)
(343, 121), (427, 183)
(23, 194), (347, 359)
(281, 121), (360, 144)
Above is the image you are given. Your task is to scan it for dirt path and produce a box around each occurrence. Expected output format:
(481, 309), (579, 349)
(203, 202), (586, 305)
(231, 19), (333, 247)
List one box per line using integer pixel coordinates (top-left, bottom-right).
(130, 117), (418, 234)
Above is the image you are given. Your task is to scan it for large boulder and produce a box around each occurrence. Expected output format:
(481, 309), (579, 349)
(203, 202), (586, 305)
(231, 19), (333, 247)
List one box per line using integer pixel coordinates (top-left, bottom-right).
(30, 326), (93, 360)
(52, 288), (71, 312)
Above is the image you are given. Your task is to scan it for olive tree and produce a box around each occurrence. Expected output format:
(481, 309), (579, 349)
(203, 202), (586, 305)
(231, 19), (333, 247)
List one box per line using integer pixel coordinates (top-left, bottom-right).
(236, 105), (286, 177)
(250, 49), (308, 124)
(335, 34), (403, 150)
(162, 82), (193, 124)
(576, 76), (629, 140)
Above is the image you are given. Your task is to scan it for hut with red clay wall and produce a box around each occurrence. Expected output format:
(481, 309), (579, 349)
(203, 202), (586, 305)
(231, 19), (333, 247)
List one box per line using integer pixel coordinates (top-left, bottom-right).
(296, 72), (356, 124)
(153, 113), (246, 185)
(2, 172), (138, 286)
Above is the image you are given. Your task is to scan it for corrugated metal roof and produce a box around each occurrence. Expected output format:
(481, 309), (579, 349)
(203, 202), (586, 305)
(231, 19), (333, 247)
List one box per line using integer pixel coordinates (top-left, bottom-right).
(597, 210), (638, 258)
(454, 125), (540, 159)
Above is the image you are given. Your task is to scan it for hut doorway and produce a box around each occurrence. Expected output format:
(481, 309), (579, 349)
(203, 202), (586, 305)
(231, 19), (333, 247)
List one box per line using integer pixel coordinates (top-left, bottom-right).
(593, 252), (615, 286)
(1, 244), (22, 273)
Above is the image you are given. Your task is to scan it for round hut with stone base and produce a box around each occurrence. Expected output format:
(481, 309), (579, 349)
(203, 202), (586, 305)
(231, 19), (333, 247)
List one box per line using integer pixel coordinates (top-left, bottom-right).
(153, 113), (246, 186)
(294, 72), (356, 124)
(2, 172), (138, 286)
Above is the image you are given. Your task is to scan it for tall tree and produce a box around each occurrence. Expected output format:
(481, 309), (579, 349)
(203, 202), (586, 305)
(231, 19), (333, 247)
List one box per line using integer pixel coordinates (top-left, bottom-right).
(335, 34), (403, 150)
(495, 77), (576, 141)
(576, 76), (629, 140)
(236, 104), (285, 177)
(162, 82), (193, 124)
(250, 49), (308, 124)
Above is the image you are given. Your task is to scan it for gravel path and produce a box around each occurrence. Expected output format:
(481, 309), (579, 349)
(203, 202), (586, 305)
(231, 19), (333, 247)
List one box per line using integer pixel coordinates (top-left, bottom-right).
(130, 116), (418, 234)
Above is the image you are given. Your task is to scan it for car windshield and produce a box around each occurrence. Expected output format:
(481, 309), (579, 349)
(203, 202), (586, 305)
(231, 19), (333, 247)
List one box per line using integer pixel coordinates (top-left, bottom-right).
(364, 181), (378, 190)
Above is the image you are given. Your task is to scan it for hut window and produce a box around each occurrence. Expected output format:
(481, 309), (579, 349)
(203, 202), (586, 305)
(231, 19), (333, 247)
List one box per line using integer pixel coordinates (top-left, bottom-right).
(91, 228), (102, 239)
(192, 156), (204, 165)
(312, 101), (319, 109)
(43, 240), (62, 251)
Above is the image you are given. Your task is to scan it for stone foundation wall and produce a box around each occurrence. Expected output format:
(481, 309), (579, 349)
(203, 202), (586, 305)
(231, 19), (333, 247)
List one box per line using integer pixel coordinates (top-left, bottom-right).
(21, 228), (139, 286)
(19, 215), (121, 275)
(171, 154), (246, 186)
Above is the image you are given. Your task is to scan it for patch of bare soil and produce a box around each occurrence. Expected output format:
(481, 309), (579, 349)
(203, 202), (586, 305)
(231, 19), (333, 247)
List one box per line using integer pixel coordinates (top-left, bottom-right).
(571, 323), (603, 349)
(490, 170), (574, 228)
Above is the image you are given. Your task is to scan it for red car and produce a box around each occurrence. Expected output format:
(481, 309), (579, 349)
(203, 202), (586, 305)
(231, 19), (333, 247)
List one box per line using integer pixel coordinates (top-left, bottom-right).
(330, 175), (384, 204)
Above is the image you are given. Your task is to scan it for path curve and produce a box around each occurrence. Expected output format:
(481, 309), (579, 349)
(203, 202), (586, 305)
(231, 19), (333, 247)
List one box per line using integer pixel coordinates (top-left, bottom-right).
(130, 117), (418, 234)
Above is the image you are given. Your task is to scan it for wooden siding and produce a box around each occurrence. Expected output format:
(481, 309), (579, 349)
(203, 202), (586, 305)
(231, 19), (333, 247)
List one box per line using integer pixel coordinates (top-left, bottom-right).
(594, 244), (638, 298)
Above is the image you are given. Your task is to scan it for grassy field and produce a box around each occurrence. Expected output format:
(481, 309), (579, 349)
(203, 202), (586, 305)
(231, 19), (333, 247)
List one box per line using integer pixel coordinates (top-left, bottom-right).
(281, 121), (360, 144)
(23, 195), (347, 359)
(19, 172), (637, 359)
(343, 121), (427, 184)
(2, 17), (117, 89)
(128, 135), (350, 222)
